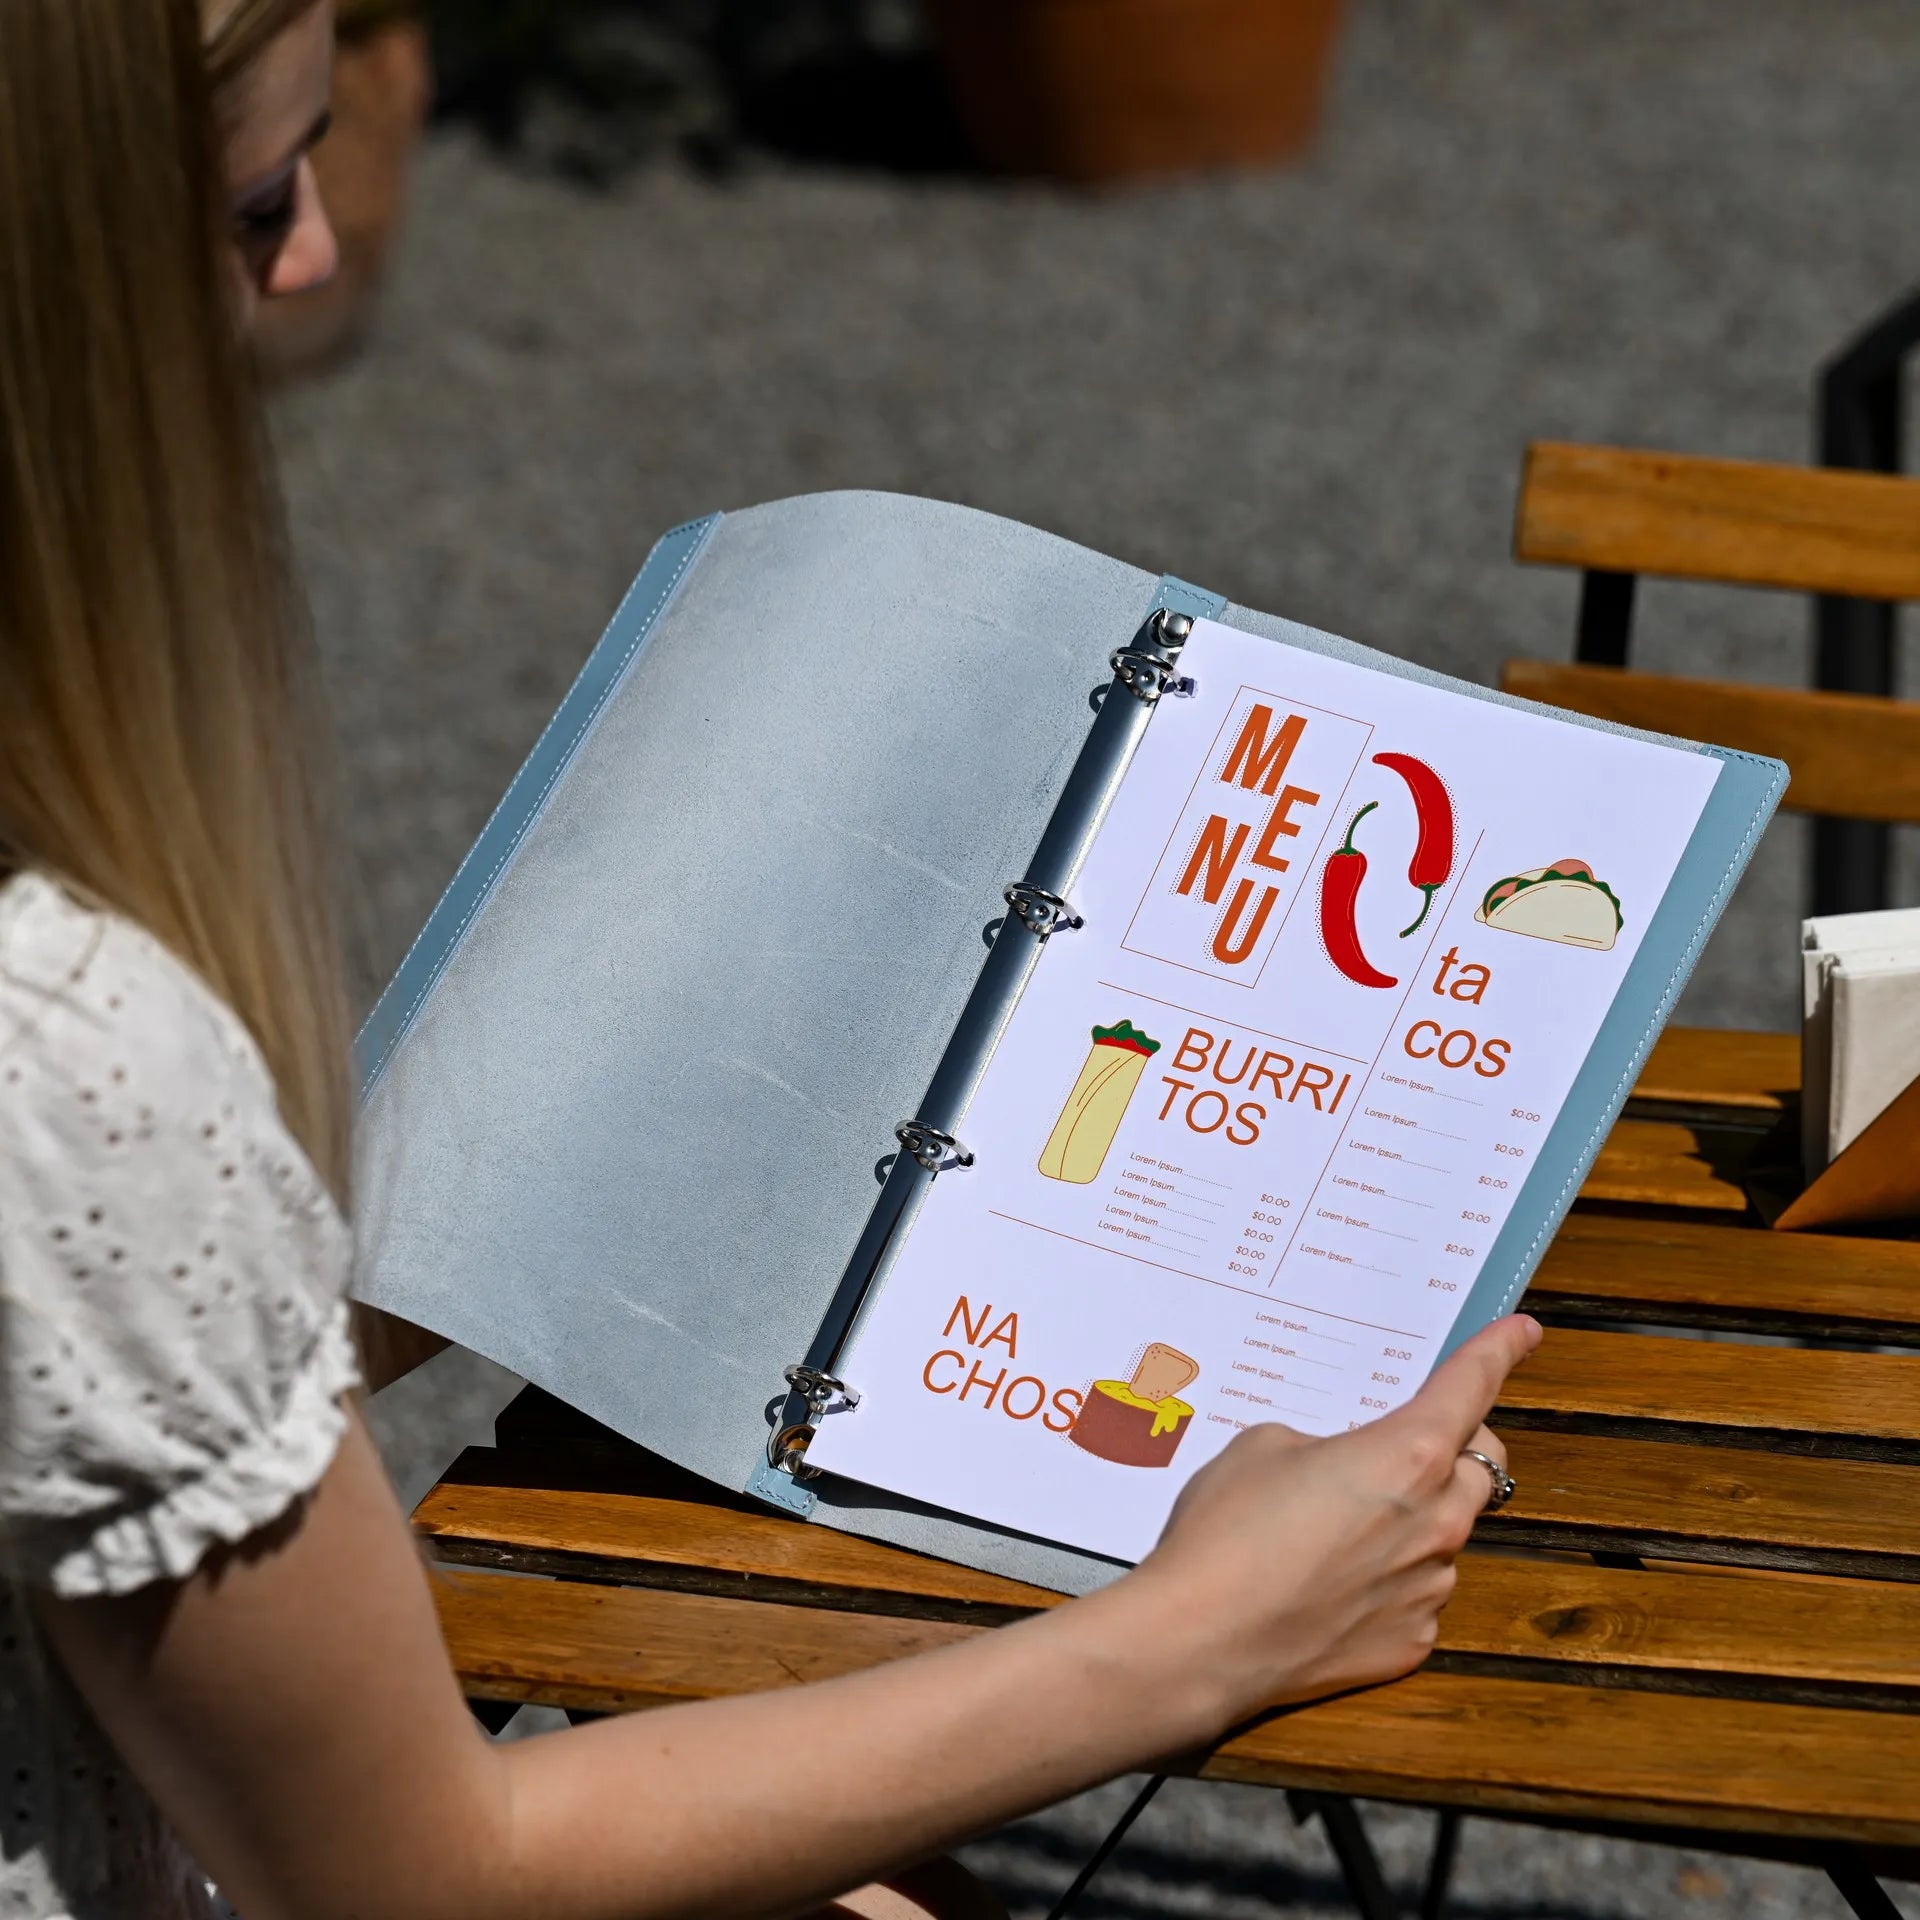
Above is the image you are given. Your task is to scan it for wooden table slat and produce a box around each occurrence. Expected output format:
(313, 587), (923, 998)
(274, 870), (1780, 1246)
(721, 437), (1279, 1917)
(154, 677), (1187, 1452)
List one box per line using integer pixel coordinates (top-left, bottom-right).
(1577, 1117), (1757, 1214)
(1629, 1026), (1798, 1116)
(434, 1563), (970, 1713)
(431, 1567), (1920, 1845)
(1437, 1557), (1920, 1697)
(1498, 1329), (1920, 1455)
(1487, 1430), (1920, 1577)
(1206, 1668), (1920, 1845)
(1526, 1213), (1920, 1344)
(417, 1470), (1056, 1617)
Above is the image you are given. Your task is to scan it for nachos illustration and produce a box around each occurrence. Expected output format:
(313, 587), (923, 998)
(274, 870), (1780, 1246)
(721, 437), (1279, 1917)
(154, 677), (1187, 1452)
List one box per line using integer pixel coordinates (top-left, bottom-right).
(1037, 1019), (1161, 1185)
(1475, 858), (1624, 951)
(1069, 1343), (1201, 1468)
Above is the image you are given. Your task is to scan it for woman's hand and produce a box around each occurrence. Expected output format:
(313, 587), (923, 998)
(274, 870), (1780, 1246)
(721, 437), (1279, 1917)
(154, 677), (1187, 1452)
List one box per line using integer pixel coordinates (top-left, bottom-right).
(1115, 1314), (1541, 1734)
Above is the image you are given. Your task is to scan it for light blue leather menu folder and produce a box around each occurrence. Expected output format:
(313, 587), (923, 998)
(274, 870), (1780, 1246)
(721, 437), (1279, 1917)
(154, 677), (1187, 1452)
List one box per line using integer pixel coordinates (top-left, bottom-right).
(352, 492), (1785, 1595)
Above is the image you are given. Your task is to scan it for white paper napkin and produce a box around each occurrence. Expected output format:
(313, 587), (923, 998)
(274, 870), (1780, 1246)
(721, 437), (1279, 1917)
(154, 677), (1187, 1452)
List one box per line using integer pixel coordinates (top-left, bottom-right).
(1802, 907), (1920, 1173)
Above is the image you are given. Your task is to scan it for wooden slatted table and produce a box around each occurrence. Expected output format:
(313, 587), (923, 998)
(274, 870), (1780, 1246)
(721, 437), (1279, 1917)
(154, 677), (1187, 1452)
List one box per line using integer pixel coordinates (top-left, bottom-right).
(413, 1024), (1920, 1912)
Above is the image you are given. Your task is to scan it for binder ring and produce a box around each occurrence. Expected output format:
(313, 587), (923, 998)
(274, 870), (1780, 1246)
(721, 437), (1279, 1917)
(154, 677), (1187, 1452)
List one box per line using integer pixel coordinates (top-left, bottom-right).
(769, 1424), (816, 1475)
(1004, 883), (1083, 937)
(783, 1364), (861, 1414)
(768, 1365), (863, 1478)
(1110, 648), (1195, 704)
(895, 1121), (974, 1172)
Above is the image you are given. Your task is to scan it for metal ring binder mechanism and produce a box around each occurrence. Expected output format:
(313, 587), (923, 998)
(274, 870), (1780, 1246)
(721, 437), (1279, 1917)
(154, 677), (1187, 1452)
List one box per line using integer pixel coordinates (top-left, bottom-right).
(894, 1122), (973, 1173)
(1003, 883), (1082, 937)
(1110, 607), (1196, 702)
(748, 581), (1227, 1513)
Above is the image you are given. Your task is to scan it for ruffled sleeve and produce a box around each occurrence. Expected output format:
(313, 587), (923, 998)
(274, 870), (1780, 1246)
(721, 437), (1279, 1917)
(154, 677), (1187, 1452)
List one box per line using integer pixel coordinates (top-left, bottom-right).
(0, 874), (360, 1597)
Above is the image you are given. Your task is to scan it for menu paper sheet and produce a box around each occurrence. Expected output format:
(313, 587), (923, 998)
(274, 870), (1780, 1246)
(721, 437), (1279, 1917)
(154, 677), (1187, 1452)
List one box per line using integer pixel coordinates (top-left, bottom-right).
(807, 621), (1721, 1562)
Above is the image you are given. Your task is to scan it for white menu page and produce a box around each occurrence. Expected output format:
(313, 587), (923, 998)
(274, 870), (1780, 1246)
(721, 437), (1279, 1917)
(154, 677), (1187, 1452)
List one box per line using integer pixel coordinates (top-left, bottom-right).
(807, 620), (1721, 1563)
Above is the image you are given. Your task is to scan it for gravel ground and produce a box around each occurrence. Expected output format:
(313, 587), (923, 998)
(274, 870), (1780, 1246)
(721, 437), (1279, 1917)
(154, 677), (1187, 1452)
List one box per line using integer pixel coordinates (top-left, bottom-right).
(277, 2), (1920, 1913)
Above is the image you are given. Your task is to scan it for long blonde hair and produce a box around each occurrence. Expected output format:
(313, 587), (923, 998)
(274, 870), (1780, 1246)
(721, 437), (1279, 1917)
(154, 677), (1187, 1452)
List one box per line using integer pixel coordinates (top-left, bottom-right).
(0, 0), (351, 1196)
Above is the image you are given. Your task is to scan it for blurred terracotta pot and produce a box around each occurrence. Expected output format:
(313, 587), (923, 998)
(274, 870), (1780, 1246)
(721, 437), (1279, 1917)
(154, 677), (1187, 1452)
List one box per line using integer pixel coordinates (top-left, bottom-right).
(255, 4), (432, 381)
(927, 0), (1346, 183)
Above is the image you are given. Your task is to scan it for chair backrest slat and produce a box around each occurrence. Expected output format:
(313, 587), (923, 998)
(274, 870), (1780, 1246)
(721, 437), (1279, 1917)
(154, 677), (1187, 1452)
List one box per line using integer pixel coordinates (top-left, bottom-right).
(1500, 661), (1920, 824)
(1515, 442), (1920, 601)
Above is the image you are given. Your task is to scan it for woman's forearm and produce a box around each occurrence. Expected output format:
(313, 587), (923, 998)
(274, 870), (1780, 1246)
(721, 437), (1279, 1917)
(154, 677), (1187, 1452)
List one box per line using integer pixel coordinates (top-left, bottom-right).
(44, 1412), (1224, 1920)
(498, 1568), (1220, 1920)
(49, 1320), (1535, 1920)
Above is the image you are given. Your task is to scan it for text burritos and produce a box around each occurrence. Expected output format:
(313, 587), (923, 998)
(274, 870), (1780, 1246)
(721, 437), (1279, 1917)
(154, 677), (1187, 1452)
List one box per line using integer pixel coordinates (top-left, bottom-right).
(1475, 858), (1623, 951)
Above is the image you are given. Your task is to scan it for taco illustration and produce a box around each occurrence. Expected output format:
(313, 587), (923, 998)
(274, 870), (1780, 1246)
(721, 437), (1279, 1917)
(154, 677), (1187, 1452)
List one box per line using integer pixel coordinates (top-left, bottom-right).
(1068, 1342), (1200, 1468)
(1038, 1019), (1160, 1185)
(1475, 858), (1623, 951)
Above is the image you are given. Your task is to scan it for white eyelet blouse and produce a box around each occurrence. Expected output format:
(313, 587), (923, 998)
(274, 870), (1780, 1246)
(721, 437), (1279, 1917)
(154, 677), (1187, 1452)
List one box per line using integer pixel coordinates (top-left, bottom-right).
(0, 872), (360, 1919)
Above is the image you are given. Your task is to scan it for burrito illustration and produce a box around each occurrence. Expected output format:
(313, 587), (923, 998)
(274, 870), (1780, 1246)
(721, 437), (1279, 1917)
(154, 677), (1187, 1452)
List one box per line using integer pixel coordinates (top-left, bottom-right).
(1475, 858), (1623, 951)
(1069, 1343), (1201, 1468)
(1038, 1019), (1161, 1184)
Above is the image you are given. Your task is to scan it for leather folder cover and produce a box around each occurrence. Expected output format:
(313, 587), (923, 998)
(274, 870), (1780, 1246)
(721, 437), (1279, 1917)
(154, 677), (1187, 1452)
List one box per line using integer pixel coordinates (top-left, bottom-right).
(351, 492), (1785, 1592)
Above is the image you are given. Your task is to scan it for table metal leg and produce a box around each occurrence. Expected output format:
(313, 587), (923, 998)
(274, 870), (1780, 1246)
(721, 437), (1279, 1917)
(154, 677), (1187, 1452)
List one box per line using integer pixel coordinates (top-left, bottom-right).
(1827, 1858), (1906, 1920)
(1289, 1792), (1405, 1920)
(1419, 1810), (1461, 1920)
(1043, 1773), (1166, 1920)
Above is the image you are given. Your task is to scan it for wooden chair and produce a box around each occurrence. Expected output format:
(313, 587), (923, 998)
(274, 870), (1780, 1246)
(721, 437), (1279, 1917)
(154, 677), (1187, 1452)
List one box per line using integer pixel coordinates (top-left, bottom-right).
(1508, 442), (1920, 909)
(1483, 443), (1920, 1920)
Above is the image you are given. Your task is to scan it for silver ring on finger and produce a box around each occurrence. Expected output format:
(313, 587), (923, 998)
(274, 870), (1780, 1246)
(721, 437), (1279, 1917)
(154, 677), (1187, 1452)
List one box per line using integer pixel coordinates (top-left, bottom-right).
(1460, 1448), (1516, 1512)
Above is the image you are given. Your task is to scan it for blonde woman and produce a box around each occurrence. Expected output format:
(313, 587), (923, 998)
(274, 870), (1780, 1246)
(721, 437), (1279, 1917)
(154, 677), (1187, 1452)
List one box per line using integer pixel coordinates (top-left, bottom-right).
(0, 3), (1540, 1916)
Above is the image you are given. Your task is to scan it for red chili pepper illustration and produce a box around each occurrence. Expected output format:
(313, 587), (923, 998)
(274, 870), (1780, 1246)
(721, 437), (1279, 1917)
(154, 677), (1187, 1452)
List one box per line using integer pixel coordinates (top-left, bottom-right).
(1371, 751), (1455, 937)
(1320, 801), (1399, 990)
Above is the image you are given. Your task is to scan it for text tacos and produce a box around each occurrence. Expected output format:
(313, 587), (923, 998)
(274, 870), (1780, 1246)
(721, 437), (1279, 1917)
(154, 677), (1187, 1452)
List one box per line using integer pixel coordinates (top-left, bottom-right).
(1475, 858), (1623, 951)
